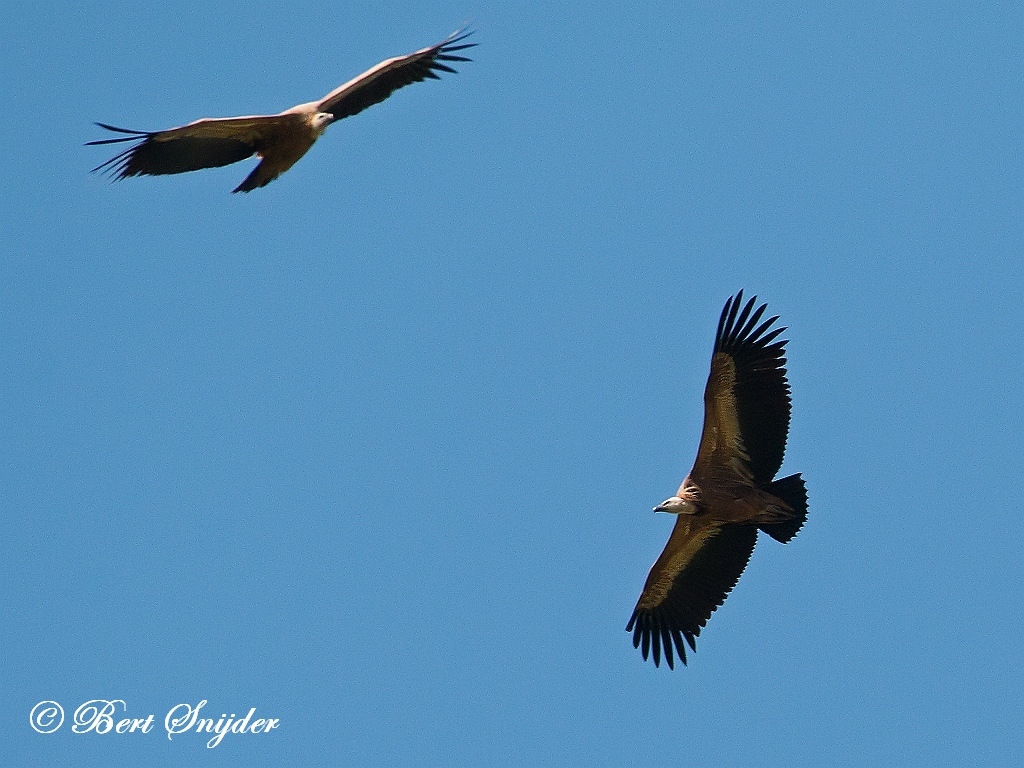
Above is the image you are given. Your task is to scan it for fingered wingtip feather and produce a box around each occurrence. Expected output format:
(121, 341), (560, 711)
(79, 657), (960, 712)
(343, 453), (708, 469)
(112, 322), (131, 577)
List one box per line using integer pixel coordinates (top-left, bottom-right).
(758, 326), (787, 347)
(749, 315), (780, 343)
(438, 27), (476, 65)
(444, 25), (476, 43)
(672, 631), (689, 666)
(89, 145), (135, 177)
(738, 302), (768, 339)
(85, 135), (142, 146)
(725, 291), (743, 330)
(93, 122), (150, 135)
(660, 625), (675, 669)
(87, 123), (151, 146)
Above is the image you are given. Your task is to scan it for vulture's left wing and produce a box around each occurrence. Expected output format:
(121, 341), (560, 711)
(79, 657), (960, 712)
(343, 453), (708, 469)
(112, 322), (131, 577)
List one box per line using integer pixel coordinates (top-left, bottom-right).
(87, 116), (280, 180)
(316, 28), (475, 121)
(694, 291), (791, 486)
(627, 518), (757, 668)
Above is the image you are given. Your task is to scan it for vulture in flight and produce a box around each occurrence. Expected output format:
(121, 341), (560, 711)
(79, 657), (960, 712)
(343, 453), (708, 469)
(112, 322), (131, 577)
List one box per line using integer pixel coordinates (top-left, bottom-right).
(87, 28), (475, 192)
(626, 291), (808, 669)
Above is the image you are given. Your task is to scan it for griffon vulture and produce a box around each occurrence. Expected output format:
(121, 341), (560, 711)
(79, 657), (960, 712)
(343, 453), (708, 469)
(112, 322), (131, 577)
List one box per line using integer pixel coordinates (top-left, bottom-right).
(87, 28), (475, 193)
(626, 291), (808, 669)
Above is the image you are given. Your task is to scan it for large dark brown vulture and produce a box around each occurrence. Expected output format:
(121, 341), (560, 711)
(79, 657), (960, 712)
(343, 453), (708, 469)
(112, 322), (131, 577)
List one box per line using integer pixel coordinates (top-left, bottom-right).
(626, 291), (808, 669)
(87, 28), (475, 193)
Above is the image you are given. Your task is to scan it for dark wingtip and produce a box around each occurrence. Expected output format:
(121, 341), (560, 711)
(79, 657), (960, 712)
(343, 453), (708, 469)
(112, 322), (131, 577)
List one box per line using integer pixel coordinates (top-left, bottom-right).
(627, 612), (688, 670)
(433, 27), (477, 75)
(94, 122), (150, 135)
(86, 123), (151, 146)
(716, 289), (787, 354)
(437, 26), (477, 62)
(444, 24), (477, 44)
(88, 144), (136, 178)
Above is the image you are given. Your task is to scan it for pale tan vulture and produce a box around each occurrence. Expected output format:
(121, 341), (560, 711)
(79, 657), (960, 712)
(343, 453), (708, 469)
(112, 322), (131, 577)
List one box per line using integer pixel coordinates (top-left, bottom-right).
(626, 291), (808, 669)
(88, 28), (475, 193)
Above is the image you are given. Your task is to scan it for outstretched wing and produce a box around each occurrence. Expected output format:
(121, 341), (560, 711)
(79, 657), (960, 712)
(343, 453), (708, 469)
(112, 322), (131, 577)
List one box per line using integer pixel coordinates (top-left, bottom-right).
(693, 290), (791, 487)
(316, 28), (476, 121)
(87, 116), (281, 180)
(627, 519), (757, 669)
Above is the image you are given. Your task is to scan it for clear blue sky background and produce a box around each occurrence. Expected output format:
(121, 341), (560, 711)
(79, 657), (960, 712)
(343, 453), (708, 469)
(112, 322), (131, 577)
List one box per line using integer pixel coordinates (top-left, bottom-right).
(3, 1), (1022, 765)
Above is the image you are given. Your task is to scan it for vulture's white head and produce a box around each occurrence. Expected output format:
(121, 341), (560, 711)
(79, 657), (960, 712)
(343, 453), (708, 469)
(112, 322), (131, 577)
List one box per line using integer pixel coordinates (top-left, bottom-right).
(312, 112), (335, 132)
(653, 496), (698, 515)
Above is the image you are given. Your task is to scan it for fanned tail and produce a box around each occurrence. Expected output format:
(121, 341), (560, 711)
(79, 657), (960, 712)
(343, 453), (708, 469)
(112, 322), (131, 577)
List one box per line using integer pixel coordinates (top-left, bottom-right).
(759, 473), (807, 543)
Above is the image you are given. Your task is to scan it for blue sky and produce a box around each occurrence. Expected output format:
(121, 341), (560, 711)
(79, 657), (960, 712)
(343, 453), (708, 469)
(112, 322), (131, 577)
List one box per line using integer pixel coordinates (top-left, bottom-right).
(3, 1), (1023, 765)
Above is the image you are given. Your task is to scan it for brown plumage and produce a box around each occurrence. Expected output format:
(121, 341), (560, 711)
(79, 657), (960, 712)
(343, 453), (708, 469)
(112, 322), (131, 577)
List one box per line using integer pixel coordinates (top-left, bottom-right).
(626, 291), (808, 669)
(87, 28), (475, 193)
